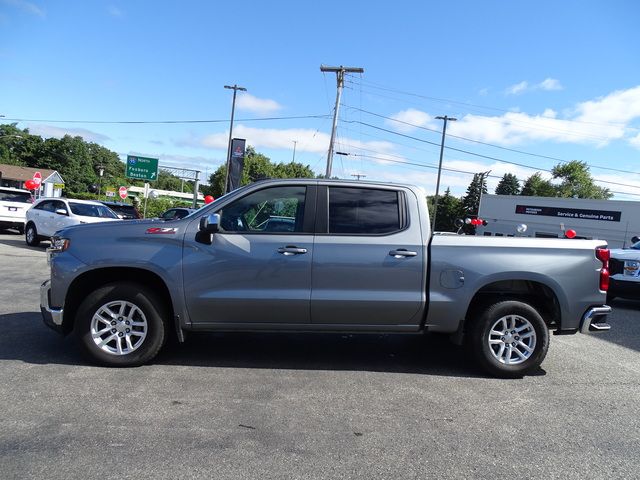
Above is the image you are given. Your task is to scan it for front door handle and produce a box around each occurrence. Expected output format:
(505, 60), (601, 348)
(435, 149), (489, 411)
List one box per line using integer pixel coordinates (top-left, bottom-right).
(389, 249), (418, 258)
(278, 246), (308, 256)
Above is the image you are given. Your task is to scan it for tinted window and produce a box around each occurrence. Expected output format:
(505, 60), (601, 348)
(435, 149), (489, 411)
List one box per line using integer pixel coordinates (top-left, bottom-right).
(329, 187), (400, 234)
(160, 209), (178, 220)
(0, 190), (31, 203)
(69, 202), (119, 218)
(220, 186), (306, 233)
(36, 201), (56, 212)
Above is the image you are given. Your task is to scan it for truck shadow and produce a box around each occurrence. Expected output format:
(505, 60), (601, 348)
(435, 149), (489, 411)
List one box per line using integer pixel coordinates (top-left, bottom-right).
(600, 299), (640, 352)
(1, 311), (493, 378)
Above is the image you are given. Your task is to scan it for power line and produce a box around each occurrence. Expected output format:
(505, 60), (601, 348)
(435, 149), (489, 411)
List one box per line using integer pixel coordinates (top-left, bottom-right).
(1, 114), (331, 125)
(345, 76), (638, 131)
(343, 105), (640, 176)
(339, 120), (640, 191)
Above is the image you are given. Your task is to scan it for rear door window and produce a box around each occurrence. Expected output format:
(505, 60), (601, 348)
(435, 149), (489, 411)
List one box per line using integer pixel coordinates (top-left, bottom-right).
(328, 187), (402, 235)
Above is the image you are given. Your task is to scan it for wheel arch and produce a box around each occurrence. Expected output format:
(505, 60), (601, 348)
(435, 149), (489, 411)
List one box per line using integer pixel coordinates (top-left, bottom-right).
(62, 267), (175, 335)
(464, 279), (562, 332)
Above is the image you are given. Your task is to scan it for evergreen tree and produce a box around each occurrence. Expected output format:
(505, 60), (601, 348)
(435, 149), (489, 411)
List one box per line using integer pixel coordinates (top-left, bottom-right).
(495, 173), (520, 195)
(432, 188), (462, 232)
(461, 173), (488, 217)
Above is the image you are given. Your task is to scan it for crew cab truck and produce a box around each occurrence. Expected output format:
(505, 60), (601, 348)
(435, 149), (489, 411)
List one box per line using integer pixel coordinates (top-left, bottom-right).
(40, 179), (612, 378)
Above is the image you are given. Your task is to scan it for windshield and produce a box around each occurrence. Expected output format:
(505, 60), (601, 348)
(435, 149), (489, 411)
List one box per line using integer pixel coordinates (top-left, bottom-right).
(69, 202), (119, 218)
(0, 190), (32, 203)
(630, 242), (640, 250)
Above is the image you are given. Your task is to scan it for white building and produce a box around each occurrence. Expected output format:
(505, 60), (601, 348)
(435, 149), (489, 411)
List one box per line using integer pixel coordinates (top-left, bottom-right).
(476, 194), (640, 248)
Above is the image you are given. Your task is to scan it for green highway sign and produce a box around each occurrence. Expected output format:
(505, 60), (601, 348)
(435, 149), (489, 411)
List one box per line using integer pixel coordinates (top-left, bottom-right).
(126, 155), (159, 181)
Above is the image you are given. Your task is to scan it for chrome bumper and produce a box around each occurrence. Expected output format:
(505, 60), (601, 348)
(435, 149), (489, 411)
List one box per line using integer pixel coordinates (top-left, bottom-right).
(40, 280), (64, 328)
(579, 305), (612, 334)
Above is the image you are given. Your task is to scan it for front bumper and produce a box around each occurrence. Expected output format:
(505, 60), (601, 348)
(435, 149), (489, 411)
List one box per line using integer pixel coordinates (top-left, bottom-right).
(579, 305), (612, 334)
(40, 280), (64, 333)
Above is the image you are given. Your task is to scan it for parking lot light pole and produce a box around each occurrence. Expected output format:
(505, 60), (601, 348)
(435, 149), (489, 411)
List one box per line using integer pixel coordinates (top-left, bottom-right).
(431, 115), (457, 233)
(223, 84), (246, 194)
(97, 165), (105, 198)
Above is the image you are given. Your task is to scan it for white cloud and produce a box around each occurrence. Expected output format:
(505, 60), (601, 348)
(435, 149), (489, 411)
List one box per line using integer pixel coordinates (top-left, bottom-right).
(236, 93), (283, 114)
(185, 125), (395, 158)
(1, 0), (44, 17)
(28, 124), (111, 143)
(385, 108), (436, 133)
(506, 78), (563, 95)
(539, 78), (563, 91)
(574, 85), (640, 125)
(385, 85), (640, 148)
(506, 81), (528, 95)
(107, 5), (123, 17)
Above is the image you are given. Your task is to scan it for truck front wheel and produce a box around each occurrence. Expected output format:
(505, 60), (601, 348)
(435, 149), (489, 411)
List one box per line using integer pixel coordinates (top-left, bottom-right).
(469, 300), (549, 378)
(74, 282), (168, 367)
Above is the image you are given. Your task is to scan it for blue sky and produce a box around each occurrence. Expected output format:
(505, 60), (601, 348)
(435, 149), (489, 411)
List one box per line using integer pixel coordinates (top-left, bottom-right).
(1, 0), (639, 198)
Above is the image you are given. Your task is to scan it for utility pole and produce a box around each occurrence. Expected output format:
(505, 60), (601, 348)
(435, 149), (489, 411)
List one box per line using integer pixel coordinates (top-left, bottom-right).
(320, 65), (364, 178)
(292, 140), (297, 163)
(431, 115), (457, 233)
(351, 173), (366, 180)
(223, 84), (246, 193)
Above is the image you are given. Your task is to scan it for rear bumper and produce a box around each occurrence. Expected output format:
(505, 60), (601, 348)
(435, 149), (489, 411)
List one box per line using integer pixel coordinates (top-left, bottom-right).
(579, 305), (612, 334)
(609, 278), (640, 299)
(40, 280), (64, 333)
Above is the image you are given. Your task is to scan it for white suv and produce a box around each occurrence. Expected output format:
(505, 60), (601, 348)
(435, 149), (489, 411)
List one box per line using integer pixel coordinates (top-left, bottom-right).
(0, 187), (33, 233)
(25, 198), (120, 246)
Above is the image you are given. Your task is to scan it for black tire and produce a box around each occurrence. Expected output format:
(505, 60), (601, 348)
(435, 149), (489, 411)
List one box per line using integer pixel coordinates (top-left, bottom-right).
(17, 225), (24, 235)
(74, 282), (168, 367)
(468, 300), (549, 378)
(25, 222), (40, 246)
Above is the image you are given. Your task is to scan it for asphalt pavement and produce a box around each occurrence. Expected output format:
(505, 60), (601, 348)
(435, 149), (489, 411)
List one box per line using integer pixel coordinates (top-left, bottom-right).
(0, 231), (638, 479)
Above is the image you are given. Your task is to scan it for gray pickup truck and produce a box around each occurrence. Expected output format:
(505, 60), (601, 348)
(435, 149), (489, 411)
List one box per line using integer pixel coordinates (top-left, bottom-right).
(40, 179), (612, 377)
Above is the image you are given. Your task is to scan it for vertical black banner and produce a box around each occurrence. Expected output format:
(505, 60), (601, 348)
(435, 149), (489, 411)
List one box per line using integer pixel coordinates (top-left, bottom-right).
(228, 138), (246, 192)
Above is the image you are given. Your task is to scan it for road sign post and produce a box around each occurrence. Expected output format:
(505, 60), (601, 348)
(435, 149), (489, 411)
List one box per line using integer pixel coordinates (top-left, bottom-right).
(126, 155), (159, 182)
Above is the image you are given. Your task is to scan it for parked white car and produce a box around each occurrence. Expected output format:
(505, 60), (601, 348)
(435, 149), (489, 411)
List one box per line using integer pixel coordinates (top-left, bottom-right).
(25, 198), (120, 246)
(0, 187), (32, 233)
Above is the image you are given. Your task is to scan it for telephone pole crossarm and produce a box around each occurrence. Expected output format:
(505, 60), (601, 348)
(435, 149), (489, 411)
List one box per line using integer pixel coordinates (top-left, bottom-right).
(320, 65), (364, 178)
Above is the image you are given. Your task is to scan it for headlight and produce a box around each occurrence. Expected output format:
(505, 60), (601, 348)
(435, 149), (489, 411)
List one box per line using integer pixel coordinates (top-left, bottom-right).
(49, 237), (70, 253)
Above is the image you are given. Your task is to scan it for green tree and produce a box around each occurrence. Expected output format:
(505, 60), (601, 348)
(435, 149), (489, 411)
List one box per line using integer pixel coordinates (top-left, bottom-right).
(520, 172), (556, 197)
(0, 123), (43, 166)
(551, 160), (612, 199)
(429, 188), (462, 232)
(207, 146), (315, 197)
(461, 173), (488, 217)
(495, 173), (520, 195)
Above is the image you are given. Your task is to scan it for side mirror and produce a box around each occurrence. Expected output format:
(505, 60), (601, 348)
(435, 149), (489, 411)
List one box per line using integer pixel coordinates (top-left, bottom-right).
(55, 208), (68, 216)
(199, 213), (221, 234)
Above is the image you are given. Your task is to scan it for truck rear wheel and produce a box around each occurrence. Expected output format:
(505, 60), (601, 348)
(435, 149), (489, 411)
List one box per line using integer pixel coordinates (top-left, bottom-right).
(74, 282), (168, 367)
(469, 300), (549, 378)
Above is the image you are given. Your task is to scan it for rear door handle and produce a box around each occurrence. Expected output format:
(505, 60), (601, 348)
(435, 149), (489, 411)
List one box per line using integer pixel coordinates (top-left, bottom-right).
(278, 246), (308, 256)
(389, 249), (418, 258)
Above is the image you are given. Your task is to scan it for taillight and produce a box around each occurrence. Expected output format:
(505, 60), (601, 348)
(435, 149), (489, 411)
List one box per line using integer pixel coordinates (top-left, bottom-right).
(596, 247), (610, 292)
(596, 248), (610, 263)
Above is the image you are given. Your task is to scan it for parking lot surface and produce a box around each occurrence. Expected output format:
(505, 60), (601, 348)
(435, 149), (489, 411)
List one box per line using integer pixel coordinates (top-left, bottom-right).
(0, 231), (639, 479)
